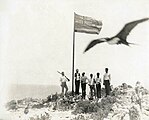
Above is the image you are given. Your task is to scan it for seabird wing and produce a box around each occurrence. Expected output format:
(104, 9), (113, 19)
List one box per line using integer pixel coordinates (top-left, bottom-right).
(116, 18), (149, 40)
(84, 39), (105, 52)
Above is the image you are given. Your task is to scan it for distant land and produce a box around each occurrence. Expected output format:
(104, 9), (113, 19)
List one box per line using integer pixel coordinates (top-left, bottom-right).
(8, 84), (61, 100)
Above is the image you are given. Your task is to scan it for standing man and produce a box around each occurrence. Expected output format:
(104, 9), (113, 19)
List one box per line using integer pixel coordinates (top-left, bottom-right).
(88, 74), (96, 99)
(95, 72), (102, 98)
(81, 72), (88, 99)
(75, 69), (80, 95)
(103, 68), (111, 96)
(60, 72), (69, 96)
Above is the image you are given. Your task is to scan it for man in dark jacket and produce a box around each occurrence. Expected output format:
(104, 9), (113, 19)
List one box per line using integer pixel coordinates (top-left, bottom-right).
(75, 69), (80, 95)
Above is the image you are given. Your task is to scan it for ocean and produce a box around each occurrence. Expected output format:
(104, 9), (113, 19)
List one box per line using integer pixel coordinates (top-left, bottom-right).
(8, 84), (61, 100)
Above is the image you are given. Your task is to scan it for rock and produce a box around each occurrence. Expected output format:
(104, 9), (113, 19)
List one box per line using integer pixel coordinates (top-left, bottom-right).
(24, 107), (29, 114)
(5, 100), (17, 110)
(129, 105), (141, 120)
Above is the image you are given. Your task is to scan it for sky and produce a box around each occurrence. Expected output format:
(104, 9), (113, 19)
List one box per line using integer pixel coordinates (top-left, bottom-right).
(0, 0), (149, 106)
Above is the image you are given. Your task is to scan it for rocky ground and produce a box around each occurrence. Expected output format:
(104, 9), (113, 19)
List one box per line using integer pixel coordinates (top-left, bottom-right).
(4, 82), (149, 120)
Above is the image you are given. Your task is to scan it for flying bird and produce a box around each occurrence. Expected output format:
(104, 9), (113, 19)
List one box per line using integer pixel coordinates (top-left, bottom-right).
(84, 18), (149, 52)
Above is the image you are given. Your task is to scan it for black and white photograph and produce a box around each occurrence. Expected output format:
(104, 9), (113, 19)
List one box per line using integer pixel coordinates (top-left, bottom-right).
(0, 0), (149, 120)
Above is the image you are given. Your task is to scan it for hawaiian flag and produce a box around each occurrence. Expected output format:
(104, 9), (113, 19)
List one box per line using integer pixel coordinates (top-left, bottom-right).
(74, 13), (102, 34)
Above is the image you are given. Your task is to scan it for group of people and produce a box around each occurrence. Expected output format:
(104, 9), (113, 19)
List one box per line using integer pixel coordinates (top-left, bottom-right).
(60, 68), (111, 99)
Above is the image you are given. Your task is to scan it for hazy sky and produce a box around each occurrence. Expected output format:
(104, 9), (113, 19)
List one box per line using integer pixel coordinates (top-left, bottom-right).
(0, 0), (149, 100)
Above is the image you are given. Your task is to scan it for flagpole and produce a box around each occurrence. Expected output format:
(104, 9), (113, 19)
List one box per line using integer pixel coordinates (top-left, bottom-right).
(72, 12), (75, 96)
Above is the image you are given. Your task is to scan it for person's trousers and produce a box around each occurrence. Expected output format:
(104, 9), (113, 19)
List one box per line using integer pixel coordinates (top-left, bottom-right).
(96, 83), (101, 98)
(61, 82), (68, 95)
(81, 83), (86, 99)
(104, 80), (110, 96)
(75, 80), (80, 95)
(90, 85), (95, 98)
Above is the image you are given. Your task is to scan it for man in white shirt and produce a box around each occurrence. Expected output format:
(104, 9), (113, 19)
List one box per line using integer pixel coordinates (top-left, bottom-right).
(75, 69), (81, 95)
(60, 72), (69, 96)
(95, 72), (102, 98)
(103, 68), (111, 96)
(88, 74), (95, 99)
(81, 72), (88, 99)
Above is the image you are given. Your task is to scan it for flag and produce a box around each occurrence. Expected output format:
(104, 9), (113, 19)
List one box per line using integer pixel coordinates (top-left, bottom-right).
(74, 13), (102, 34)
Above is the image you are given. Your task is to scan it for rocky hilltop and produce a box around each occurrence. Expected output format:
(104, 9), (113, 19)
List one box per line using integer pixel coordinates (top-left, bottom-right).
(5, 82), (149, 120)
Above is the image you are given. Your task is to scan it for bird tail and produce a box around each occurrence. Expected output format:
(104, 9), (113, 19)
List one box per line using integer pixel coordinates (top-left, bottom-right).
(128, 42), (138, 46)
